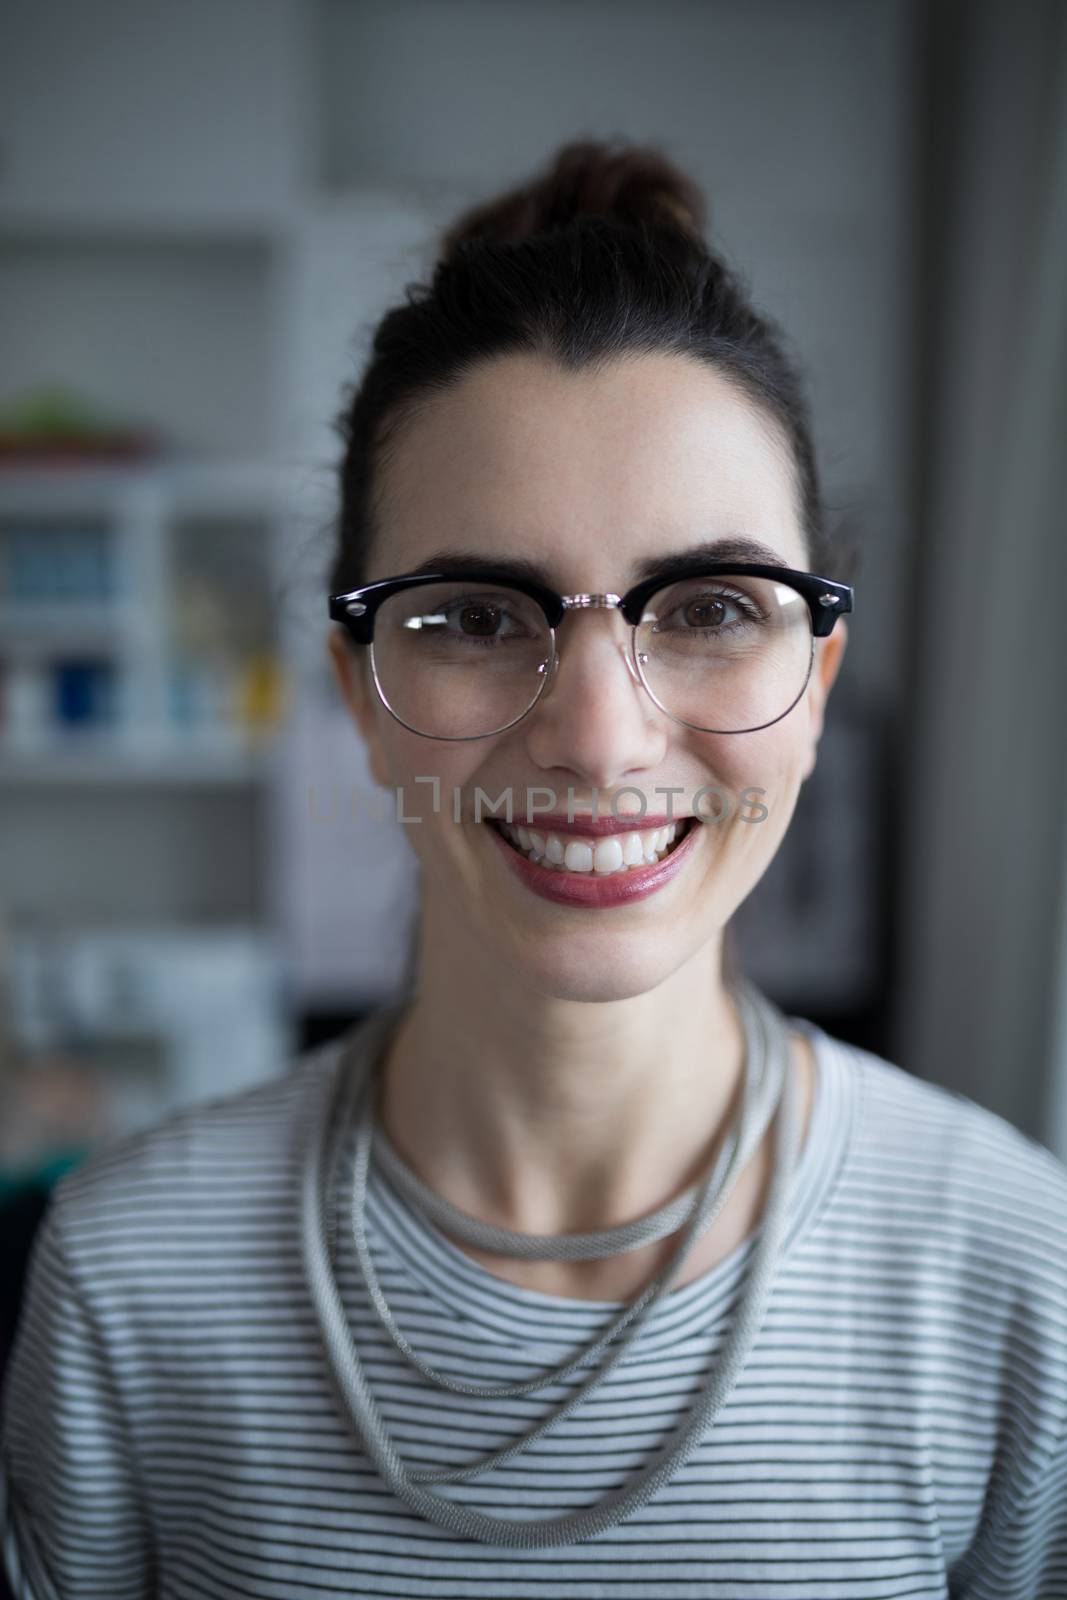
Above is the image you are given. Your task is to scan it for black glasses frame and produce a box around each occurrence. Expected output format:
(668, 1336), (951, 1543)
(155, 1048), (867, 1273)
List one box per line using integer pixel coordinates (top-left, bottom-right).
(329, 562), (853, 642)
(328, 561), (853, 739)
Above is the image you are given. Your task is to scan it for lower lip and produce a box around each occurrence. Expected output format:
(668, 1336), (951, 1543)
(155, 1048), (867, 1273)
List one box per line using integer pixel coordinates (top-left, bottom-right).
(487, 819), (702, 907)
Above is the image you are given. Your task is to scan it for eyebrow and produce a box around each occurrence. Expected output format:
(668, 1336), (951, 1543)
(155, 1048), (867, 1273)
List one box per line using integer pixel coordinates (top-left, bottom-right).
(409, 537), (792, 588)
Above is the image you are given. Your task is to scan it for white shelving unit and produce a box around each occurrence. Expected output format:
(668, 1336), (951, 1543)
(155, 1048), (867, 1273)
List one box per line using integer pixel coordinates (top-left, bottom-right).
(0, 0), (338, 1139)
(0, 461), (288, 777)
(0, 220), (297, 1127)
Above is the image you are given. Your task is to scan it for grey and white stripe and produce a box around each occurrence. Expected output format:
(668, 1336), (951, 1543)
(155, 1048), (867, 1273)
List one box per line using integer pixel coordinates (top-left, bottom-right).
(3, 1011), (1067, 1597)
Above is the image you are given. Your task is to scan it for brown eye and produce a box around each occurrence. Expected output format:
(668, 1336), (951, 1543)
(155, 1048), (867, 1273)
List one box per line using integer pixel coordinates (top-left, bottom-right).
(458, 602), (504, 637)
(683, 596), (728, 629)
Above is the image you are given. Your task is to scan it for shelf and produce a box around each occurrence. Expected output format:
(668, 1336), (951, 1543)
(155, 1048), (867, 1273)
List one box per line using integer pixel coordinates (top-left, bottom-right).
(0, 602), (121, 649)
(0, 736), (277, 788)
(0, 466), (288, 761)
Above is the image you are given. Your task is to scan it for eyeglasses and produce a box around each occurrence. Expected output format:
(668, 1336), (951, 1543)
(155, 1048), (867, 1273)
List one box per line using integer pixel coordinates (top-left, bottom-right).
(329, 561), (853, 740)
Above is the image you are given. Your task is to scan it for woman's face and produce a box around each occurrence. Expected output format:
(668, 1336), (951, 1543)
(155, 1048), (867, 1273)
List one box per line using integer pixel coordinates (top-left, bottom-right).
(329, 351), (848, 1003)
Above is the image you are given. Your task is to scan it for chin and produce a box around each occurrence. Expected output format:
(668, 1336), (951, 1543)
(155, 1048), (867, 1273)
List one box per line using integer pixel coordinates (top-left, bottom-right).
(500, 928), (698, 1006)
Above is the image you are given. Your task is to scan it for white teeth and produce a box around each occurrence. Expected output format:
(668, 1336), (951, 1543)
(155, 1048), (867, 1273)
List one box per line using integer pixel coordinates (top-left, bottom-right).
(593, 837), (624, 874)
(563, 840), (594, 872)
(498, 820), (685, 875)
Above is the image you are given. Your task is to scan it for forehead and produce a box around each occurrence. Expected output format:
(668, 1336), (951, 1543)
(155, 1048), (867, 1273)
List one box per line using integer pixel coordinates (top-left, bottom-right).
(372, 351), (807, 580)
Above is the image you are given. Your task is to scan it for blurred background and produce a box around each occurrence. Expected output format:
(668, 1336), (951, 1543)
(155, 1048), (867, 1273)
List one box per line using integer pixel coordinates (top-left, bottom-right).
(1, 0), (1065, 1445)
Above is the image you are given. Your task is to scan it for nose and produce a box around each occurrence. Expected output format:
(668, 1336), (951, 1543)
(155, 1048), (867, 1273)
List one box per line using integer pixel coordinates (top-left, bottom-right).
(620, 641), (643, 688)
(523, 611), (668, 788)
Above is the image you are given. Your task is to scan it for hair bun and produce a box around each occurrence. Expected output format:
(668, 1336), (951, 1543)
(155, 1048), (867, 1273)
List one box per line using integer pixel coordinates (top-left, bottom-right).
(439, 138), (707, 264)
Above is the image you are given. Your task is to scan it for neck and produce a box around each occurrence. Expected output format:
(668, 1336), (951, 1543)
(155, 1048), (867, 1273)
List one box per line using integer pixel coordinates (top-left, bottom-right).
(376, 902), (746, 1238)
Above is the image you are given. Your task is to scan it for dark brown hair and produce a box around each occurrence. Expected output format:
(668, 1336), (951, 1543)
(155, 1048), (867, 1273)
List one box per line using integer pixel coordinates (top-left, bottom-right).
(331, 137), (857, 595)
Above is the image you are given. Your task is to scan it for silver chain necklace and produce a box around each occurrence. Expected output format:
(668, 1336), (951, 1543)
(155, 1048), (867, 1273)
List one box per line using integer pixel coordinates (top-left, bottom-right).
(301, 975), (801, 1549)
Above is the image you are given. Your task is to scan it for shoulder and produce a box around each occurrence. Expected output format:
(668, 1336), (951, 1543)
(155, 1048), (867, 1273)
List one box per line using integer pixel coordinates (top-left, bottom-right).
(42, 1029), (349, 1262)
(811, 1023), (1067, 1424)
(834, 1030), (1067, 1229)
(813, 1023), (1067, 1251)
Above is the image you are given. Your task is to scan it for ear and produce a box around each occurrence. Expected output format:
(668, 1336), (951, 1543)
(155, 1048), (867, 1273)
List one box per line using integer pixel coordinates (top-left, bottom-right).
(800, 619), (848, 781)
(326, 625), (393, 789)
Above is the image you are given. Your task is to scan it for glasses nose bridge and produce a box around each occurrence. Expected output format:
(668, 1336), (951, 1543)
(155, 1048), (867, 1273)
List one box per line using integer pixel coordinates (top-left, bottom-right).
(551, 591), (643, 691)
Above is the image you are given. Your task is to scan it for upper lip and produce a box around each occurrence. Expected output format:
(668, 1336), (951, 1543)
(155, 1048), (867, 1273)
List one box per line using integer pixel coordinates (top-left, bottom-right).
(488, 812), (693, 837)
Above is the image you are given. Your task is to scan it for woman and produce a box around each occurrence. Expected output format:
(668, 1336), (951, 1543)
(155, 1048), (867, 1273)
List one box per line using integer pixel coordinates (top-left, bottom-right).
(3, 139), (1067, 1598)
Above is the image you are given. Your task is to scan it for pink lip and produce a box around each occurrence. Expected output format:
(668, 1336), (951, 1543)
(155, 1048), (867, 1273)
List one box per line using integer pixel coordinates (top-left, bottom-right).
(510, 811), (688, 837)
(486, 817), (701, 907)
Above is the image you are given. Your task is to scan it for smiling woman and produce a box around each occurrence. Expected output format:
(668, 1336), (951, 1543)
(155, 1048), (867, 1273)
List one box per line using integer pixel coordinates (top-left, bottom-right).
(4, 139), (1067, 1598)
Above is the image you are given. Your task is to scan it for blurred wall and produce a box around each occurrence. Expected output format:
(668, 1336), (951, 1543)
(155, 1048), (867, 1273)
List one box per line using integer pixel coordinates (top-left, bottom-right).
(896, 0), (1067, 1149)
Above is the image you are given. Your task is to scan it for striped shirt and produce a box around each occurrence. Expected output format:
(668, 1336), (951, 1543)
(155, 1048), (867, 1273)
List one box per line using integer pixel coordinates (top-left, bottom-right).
(3, 1008), (1067, 1598)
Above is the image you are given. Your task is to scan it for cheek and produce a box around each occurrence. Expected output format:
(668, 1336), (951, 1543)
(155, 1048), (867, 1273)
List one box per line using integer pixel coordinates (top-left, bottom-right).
(371, 724), (493, 872)
(690, 718), (809, 824)
(696, 741), (804, 912)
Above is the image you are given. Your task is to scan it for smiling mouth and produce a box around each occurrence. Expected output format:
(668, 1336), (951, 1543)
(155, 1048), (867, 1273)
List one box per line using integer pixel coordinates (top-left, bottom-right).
(488, 816), (697, 876)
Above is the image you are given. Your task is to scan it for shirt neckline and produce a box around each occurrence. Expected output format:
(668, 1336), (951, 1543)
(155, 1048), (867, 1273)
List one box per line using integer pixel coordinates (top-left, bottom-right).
(335, 1011), (857, 1353)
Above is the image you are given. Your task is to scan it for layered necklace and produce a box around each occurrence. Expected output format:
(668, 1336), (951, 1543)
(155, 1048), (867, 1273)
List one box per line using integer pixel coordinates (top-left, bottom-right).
(301, 975), (801, 1549)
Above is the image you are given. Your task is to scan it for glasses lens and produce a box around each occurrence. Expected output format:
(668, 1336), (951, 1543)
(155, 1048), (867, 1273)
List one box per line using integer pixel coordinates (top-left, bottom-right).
(635, 573), (813, 732)
(370, 582), (552, 737)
